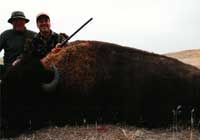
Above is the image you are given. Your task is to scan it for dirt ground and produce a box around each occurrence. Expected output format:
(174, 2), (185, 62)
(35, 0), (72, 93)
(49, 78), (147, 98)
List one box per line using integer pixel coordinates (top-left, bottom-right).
(2, 125), (199, 140)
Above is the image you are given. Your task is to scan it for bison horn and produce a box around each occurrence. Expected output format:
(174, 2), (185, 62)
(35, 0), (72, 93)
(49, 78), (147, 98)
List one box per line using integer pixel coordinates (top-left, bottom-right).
(42, 64), (59, 92)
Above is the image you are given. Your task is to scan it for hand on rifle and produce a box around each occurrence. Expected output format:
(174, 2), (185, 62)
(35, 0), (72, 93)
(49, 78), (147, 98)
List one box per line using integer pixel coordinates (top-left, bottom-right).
(51, 43), (62, 54)
(12, 58), (21, 66)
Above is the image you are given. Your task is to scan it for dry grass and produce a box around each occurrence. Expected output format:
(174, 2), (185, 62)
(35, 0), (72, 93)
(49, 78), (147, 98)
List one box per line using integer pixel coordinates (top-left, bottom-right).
(3, 125), (199, 140)
(165, 49), (200, 69)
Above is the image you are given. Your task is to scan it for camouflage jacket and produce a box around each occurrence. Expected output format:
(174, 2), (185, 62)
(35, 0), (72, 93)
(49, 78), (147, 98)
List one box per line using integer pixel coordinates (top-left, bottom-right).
(27, 30), (66, 59)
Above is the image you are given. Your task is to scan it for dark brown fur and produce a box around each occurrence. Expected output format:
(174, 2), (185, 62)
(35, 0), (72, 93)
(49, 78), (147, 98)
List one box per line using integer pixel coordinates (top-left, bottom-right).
(2, 40), (200, 137)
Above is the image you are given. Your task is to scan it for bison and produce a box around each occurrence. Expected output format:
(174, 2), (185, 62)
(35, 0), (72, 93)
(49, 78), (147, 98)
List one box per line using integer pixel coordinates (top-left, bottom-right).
(1, 40), (200, 137)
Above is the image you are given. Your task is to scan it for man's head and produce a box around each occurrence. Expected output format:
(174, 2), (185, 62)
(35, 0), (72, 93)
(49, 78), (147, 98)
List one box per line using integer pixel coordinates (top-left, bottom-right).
(8, 11), (29, 32)
(36, 13), (51, 36)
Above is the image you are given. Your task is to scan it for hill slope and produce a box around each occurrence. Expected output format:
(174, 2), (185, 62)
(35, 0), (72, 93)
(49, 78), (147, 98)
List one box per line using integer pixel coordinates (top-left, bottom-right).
(165, 49), (200, 69)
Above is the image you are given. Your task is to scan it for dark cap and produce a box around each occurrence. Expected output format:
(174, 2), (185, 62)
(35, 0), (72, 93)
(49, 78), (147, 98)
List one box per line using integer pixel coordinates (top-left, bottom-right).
(36, 13), (50, 22)
(8, 11), (29, 23)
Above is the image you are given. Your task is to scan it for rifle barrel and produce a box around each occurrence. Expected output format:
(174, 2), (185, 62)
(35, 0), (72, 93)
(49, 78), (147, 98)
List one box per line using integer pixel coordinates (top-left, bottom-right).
(60, 17), (93, 47)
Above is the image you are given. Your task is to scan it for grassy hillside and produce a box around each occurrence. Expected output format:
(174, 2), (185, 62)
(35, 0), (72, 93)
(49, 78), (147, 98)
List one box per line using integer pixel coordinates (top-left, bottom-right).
(8, 125), (200, 140)
(165, 49), (200, 69)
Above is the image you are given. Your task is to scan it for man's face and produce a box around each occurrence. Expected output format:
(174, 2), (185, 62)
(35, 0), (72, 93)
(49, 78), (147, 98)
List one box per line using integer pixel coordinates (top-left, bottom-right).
(12, 18), (26, 32)
(37, 17), (51, 33)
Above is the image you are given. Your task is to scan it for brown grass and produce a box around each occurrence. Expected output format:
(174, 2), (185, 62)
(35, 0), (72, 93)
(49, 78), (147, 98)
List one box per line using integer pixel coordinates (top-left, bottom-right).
(165, 49), (200, 69)
(7, 125), (200, 140)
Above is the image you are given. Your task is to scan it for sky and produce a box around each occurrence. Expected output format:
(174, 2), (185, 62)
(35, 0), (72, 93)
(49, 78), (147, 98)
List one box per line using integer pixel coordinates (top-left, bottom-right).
(1, 0), (200, 57)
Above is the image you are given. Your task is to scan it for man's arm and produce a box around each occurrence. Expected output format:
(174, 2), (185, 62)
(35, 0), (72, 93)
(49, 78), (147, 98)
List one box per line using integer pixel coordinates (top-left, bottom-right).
(0, 32), (6, 52)
(59, 33), (69, 41)
(51, 33), (69, 54)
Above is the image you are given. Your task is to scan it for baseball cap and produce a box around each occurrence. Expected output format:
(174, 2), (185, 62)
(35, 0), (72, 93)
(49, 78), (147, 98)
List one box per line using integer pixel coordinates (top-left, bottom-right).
(36, 13), (50, 22)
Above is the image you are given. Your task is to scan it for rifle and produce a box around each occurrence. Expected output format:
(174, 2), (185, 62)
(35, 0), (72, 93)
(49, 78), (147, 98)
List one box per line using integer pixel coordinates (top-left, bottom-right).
(60, 17), (93, 47)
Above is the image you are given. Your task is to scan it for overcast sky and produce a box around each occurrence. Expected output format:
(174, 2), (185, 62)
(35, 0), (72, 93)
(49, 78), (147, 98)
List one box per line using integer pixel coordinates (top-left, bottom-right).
(1, 0), (200, 57)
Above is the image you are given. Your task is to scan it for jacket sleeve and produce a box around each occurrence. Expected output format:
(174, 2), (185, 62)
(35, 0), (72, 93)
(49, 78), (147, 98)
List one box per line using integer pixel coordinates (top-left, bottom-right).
(0, 32), (6, 52)
(59, 33), (69, 41)
(17, 38), (35, 60)
(57, 33), (68, 48)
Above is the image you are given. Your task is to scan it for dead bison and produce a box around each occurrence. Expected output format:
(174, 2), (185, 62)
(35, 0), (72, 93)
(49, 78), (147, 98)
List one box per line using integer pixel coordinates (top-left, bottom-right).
(1, 40), (200, 137)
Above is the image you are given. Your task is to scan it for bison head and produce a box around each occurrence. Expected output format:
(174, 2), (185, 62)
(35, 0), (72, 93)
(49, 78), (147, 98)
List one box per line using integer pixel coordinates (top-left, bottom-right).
(0, 55), (59, 137)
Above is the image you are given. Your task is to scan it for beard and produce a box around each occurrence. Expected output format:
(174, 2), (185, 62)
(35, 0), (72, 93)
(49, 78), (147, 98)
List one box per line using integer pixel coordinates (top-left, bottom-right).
(39, 26), (51, 38)
(40, 25), (50, 32)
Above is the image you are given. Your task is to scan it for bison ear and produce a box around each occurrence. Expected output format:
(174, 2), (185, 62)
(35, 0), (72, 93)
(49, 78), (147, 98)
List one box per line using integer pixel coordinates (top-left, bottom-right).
(41, 64), (59, 93)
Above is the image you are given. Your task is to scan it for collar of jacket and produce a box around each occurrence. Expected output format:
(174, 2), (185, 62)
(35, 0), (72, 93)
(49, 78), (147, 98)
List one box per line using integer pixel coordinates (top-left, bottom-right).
(12, 28), (27, 34)
(37, 30), (57, 40)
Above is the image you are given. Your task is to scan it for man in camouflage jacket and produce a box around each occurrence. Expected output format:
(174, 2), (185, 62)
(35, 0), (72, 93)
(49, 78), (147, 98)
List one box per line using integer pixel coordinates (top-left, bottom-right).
(28, 13), (68, 59)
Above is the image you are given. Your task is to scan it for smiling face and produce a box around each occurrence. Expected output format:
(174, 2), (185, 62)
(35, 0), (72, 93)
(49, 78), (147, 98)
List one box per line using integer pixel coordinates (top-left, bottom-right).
(11, 18), (26, 32)
(37, 16), (51, 37)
